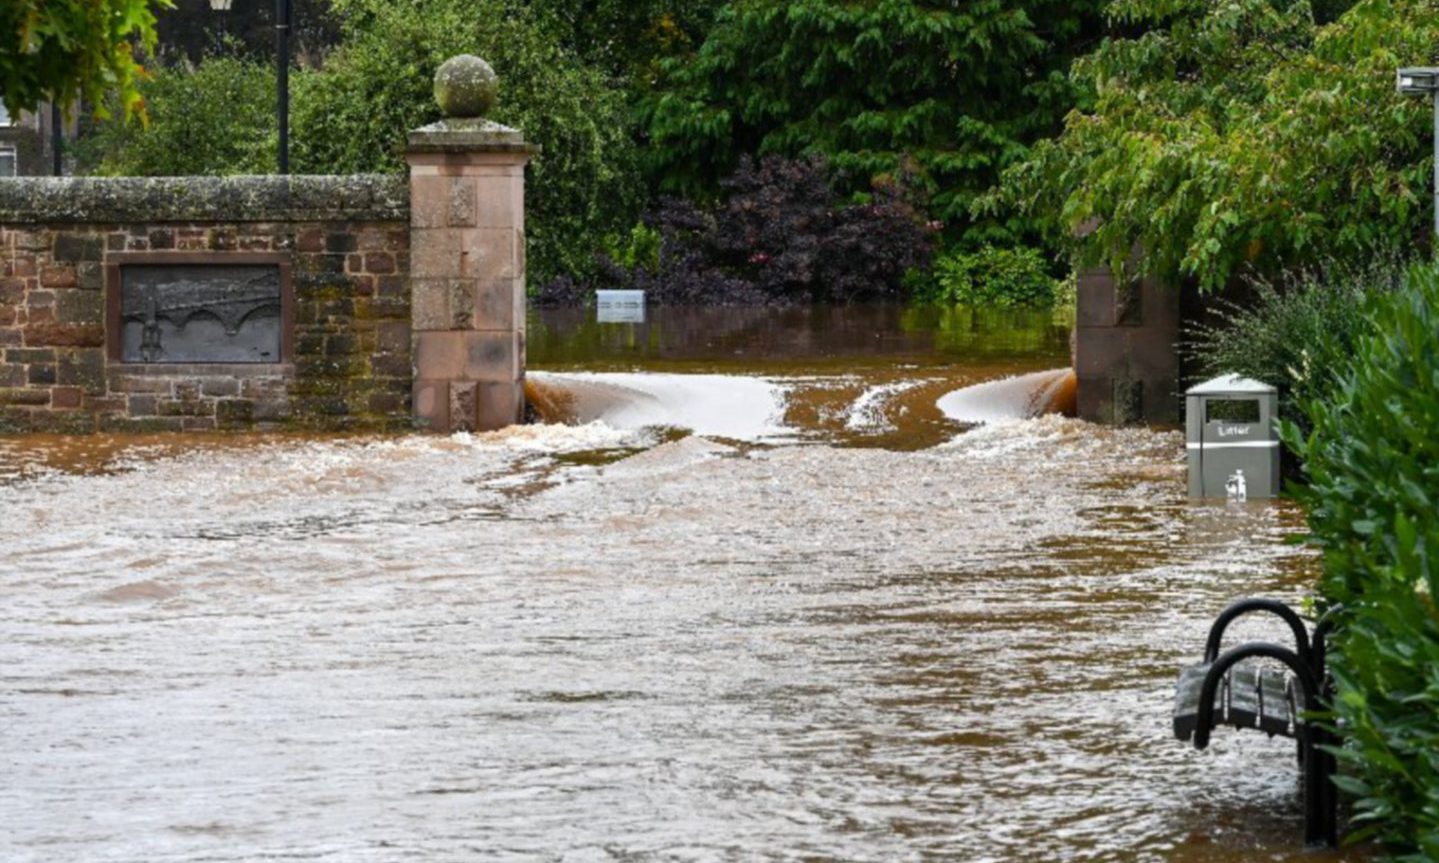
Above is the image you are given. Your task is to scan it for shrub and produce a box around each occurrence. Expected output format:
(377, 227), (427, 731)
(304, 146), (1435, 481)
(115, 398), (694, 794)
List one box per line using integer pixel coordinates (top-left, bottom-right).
(601, 224), (663, 275)
(1000, 0), (1439, 290)
(1283, 263), (1439, 857)
(1186, 256), (1406, 442)
(538, 155), (933, 306)
(916, 245), (1064, 307)
(74, 56), (278, 176)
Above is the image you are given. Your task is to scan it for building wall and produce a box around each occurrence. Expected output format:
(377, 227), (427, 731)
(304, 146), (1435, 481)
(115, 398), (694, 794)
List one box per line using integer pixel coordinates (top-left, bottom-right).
(0, 107), (50, 177)
(0, 175), (413, 433)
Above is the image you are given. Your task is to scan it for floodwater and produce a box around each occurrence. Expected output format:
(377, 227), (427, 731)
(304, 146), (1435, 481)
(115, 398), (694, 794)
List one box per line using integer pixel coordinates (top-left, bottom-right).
(526, 304), (1077, 450)
(0, 305), (1362, 862)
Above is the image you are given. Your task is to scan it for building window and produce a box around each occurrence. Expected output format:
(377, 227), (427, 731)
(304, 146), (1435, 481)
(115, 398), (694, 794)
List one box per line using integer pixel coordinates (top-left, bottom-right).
(0, 146), (16, 177)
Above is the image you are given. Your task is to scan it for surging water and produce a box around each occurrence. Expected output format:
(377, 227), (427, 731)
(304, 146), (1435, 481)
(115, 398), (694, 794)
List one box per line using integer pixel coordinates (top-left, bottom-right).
(0, 305), (1360, 862)
(525, 303), (1075, 451)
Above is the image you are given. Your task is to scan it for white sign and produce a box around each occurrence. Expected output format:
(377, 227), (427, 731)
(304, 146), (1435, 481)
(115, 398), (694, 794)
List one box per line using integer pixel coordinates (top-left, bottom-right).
(596, 290), (645, 324)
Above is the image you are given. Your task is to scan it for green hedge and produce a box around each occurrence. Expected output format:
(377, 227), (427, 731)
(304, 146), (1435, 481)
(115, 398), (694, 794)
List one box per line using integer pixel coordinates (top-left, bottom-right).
(1284, 263), (1439, 858)
(913, 245), (1065, 308)
(1001, 0), (1439, 291)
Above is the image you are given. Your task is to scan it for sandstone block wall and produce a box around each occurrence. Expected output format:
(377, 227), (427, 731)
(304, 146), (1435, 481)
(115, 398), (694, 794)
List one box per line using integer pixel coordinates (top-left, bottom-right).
(0, 176), (414, 433)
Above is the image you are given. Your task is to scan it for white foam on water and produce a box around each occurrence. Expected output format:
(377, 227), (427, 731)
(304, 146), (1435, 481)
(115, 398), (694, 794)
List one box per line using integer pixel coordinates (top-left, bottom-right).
(529, 372), (791, 441)
(936, 368), (1072, 425)
(600, 436), (736, 479)
(938, 413), (1097, 459)
(450, 421), (644, 454)
(842, 379), (929, 432)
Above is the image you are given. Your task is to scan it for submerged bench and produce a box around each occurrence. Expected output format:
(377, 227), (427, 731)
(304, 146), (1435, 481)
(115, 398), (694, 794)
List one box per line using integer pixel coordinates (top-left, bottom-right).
(1172, 598), (1340, 848)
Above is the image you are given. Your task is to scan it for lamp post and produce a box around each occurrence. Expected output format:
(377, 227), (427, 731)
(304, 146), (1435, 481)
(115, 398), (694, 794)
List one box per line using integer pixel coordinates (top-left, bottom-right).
(275, 0), (292, 174)
(208, 0), (290, 173)
(208, 0), (233, 44)
(51, 100), (61, 176)
(1398, 67), (1439, 240)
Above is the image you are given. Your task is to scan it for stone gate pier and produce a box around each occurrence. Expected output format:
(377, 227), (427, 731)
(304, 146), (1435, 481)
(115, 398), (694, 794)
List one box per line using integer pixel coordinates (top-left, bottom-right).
(1073, 263), (1181, 426)
(406, 55), (539, 433)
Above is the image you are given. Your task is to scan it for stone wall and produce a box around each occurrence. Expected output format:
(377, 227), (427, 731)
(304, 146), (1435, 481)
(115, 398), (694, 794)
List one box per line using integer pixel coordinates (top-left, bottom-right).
(0, 175), (412, 433)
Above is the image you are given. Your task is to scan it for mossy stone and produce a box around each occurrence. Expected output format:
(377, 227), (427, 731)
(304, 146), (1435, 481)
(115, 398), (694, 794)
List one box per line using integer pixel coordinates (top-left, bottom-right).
(434, 55), (498, 119)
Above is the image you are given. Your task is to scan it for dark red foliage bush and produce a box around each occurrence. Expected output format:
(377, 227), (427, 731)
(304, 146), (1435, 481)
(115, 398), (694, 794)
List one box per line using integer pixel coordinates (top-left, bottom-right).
(535, 156), (933, 306)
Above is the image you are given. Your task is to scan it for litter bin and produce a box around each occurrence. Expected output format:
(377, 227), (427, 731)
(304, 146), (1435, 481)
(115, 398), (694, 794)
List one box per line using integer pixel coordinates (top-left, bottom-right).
(1186, 374), (1280, 499)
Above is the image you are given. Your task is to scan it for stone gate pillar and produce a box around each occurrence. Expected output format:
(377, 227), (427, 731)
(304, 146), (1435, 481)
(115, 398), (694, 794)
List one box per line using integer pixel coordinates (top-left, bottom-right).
(1075, 263), (1181, 425)
(405, 55), (539, 432)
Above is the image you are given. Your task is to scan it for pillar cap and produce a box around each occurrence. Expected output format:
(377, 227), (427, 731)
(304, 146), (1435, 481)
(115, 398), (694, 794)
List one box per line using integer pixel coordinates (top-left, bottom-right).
(408, 55), (539, 155)
(407, 117), (538, 154)
(434, 54), (498, 119)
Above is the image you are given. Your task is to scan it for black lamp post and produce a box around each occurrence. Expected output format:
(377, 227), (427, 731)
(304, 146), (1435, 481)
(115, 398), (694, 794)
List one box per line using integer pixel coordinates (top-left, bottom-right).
(208, 0), (233, 44)
(275, 0), (292, 174)
(51, 100), (62, 176)
(206, 0), (289, 173)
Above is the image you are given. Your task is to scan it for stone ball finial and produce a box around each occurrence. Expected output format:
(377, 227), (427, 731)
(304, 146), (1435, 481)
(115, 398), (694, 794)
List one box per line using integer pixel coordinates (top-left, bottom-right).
(434, 55), (498, 119)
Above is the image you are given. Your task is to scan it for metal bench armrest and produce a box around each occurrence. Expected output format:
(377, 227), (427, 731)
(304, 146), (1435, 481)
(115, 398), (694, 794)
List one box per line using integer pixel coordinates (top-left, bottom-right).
(1204, 598), (1313, 669)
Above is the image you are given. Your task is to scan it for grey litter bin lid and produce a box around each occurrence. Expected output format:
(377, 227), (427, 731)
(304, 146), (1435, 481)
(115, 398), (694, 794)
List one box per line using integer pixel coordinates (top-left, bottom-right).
(1187, 374), (1277, 395)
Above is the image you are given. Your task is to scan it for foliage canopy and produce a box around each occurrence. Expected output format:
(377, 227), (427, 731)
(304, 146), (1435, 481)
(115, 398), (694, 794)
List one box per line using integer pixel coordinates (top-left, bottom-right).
(1002, 0), (1439, 290)
(644, 0), (1106, 248)
(0, 0), (171, 121)
(520, 0), (722, 87)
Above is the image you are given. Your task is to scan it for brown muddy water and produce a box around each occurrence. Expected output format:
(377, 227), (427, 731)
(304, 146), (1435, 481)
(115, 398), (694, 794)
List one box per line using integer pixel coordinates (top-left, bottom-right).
(0, 305), (1363, 862)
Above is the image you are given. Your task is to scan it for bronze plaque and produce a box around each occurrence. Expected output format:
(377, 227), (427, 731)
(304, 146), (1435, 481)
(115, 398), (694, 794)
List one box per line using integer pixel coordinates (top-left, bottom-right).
(119, 264), (282, 363)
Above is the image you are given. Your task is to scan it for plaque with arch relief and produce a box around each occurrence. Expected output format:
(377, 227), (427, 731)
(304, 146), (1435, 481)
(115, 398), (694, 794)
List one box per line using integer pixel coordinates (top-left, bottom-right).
(106, 254), (293, 364)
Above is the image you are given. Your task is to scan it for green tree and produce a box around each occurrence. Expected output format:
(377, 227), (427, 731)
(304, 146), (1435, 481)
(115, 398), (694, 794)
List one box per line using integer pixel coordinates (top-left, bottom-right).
(293, 0), (642, 283)
(76, 56), (277, 176)
(1001, 0), (1439, 290)
(520, 0), (723, 86)
(0, 0), (171, 121)
(643, 0), (1107, 247)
